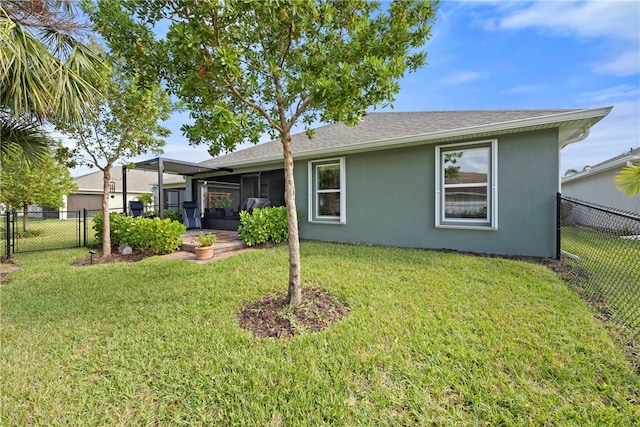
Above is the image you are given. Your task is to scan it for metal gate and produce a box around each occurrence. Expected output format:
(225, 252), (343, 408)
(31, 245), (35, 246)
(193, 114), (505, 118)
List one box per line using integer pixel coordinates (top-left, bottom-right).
(3, 210), (84, 257)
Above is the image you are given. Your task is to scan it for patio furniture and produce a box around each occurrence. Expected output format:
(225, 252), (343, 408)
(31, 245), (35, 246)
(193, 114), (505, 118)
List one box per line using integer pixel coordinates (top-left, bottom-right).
(241, 197), (271, 214)
(182, 201), (201, 229)
(129, 200), (144, 217)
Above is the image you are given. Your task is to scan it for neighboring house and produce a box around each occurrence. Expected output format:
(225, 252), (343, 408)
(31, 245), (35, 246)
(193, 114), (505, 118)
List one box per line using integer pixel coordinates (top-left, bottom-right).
(67, 167), (185, 215)
(562, 147), (640, 214)
(138, 108), (612, 258)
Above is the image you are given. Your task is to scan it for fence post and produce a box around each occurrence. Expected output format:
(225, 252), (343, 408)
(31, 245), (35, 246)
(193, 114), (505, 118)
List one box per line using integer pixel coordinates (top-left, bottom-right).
(11, 210), (16, 256)
(83, 209), (87, 247)
(556, 192), (561, 260)
(4, 211), (10, 259)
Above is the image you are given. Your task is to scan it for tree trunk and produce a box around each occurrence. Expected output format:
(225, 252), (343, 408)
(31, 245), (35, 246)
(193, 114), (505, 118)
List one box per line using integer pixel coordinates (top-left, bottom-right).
(102, 166), (112, 256)
(282, 132), (302, 306)
(22, 204), (29, 232)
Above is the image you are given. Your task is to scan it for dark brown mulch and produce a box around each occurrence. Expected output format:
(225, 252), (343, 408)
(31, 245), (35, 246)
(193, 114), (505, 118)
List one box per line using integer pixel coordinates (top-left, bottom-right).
(71, 249), (154, 266)
(238, 288), (349, 339)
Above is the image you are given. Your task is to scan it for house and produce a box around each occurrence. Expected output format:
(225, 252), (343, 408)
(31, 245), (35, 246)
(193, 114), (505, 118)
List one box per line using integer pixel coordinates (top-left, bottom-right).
(561, 147), (640, 214)
(68, 167), (185, 216)
(136, 108), (612, 258)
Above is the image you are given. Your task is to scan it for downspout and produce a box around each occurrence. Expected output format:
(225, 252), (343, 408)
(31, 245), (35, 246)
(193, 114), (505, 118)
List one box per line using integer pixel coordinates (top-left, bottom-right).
(558, 125), (591, 192)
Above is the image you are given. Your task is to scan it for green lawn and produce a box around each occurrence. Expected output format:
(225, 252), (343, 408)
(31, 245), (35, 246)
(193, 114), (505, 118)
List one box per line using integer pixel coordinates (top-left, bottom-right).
(562, 225), (640, 333)
(2, 243), (639, 425)
(1, 217), (96, 253)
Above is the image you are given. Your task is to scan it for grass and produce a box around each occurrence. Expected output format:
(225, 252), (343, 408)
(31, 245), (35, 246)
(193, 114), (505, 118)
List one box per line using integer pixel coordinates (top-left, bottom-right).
(1, 217), (98, 253)
(562, 225), (640, 333)
(2, 243), (639, 425)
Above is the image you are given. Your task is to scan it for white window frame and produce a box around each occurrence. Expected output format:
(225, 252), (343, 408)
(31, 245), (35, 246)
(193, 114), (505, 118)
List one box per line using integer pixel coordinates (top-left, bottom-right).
(308, 157), (346, 224)
(435, 139), (498, 230)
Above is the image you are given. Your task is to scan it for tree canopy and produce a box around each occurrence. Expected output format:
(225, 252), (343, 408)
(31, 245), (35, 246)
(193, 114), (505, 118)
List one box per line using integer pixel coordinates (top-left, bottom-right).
(60, 53), (171, 255)
(0, 0), (105, 160)
(86, 0), (439, 304)
(0, 143), (77, 231)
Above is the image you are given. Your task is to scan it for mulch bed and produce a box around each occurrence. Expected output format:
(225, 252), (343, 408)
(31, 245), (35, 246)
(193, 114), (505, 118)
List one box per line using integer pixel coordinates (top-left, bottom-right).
(71, 249), (154, 266)
(237, 288), (349, 339)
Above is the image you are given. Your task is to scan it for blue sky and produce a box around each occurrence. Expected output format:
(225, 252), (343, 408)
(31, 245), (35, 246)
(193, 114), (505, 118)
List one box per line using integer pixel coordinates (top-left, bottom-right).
(71, 0), (640, 177)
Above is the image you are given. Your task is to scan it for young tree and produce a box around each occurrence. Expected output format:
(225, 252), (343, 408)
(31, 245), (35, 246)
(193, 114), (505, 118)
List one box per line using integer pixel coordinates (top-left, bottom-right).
(0, 143), (77, 232)
(60, 56), (171, 256)
(0, 0), (105, 160)
(87, 0), (438, 305)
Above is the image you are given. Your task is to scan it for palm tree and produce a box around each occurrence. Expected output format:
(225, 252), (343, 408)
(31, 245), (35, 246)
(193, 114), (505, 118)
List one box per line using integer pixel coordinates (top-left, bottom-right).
(0, 0), (104, 160)
(615, 162), (640, 196)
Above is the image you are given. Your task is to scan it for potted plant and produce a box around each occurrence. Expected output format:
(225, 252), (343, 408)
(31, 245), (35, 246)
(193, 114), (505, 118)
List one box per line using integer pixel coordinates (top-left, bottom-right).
(194, 232), (217, 260)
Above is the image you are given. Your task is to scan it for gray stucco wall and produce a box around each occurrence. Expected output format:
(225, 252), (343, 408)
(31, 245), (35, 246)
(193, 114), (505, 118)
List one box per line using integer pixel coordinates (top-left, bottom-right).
(295, 128), (560, 257)
(562, 169), (640, 214)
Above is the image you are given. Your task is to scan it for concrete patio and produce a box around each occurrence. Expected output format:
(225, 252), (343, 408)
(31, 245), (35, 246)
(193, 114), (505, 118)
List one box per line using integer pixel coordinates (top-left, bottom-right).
(163, 229), (249, 263)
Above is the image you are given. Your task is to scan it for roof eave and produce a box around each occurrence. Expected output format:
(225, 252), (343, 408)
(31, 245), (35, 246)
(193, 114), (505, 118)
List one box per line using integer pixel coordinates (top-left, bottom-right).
(562, 153), (639, 183)
(210, 107), (613, 169)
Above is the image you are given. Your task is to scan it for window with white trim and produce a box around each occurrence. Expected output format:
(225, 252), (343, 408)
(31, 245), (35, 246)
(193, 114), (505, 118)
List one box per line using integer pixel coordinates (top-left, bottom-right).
(308, 158), (346, 224)
(435, 140), (497, 229)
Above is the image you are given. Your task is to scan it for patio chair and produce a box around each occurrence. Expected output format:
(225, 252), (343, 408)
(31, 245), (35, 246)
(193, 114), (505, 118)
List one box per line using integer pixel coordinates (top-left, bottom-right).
(129, 200), (144, 217)
(182, 201), (201, 229)
(241, 197), (271, 214)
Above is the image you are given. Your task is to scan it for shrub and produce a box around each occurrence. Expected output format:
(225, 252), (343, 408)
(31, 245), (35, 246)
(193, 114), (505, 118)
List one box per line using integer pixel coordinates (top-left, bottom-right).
(15, 229), (45, 239)
(92, 212), (127, 243)
(238, 206), (290, 246)
(164, 209), (182, 222)
(92, 212), (186, 254)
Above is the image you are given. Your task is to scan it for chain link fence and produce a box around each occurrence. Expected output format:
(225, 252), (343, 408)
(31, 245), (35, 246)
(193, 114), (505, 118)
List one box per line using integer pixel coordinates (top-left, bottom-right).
(6, 210), (83, 254)
(1, 209), (122, 257)
(560, 196), (640, 338)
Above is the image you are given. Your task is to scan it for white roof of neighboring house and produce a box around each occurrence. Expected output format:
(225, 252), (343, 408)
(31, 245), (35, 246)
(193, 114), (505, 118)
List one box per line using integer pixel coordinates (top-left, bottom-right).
(562, 147), (640, 184)
(200, 107), (612, 169)
(74, 167), (184, 193)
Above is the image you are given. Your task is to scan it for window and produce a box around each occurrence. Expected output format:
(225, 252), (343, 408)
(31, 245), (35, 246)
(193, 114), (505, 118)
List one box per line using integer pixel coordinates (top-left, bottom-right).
(435, 140), (497, 229)
(308, 158), (346, 223)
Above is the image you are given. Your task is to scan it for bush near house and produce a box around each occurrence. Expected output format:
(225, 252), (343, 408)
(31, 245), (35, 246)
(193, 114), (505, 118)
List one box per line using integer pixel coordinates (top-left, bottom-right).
(163, 208), (182, 223)
(92, 212), (186, 254)
(238, 206), (289, 246)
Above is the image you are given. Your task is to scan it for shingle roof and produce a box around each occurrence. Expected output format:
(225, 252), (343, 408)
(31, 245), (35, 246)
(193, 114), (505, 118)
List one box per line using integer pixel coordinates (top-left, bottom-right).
(562, 147), (640, 183)
(74, 167), (184, 192)
(588, 147), (640, 170)
(200, 108), (611, 168)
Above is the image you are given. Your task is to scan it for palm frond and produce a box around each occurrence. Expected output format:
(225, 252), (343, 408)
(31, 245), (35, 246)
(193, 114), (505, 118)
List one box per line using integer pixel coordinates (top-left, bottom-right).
(0, 118), (50, 163)
(614, 161), (640, 197)
(0, 10), (105, 127)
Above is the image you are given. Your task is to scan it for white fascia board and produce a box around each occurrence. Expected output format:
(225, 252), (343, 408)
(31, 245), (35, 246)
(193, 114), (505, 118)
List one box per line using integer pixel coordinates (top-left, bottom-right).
(210, 107), (613, 170)
(562, 152), (638, 183)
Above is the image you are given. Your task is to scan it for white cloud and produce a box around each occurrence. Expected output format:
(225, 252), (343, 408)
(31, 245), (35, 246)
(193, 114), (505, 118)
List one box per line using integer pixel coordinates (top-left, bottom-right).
(578, 85), (640, 103)
(497, 1), (639, 42)
(475, 0), (639, 77)
(591, 51), (640, 76)
(440, 71), (483, 84)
